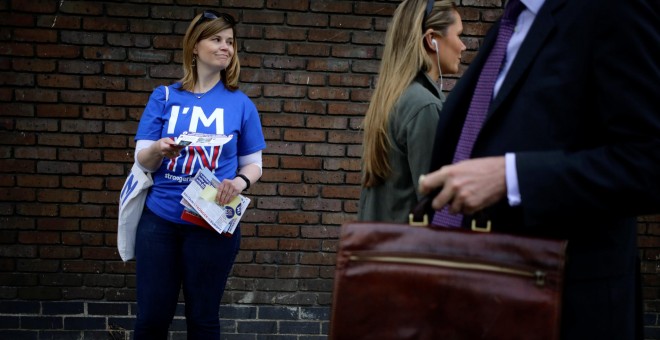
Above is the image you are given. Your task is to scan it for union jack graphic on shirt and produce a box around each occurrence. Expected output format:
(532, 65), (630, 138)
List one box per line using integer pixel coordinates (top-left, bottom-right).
(165, 105), (226, 175)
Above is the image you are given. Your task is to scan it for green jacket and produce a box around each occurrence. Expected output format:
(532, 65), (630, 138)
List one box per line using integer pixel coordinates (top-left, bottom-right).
(358, 72), (445, 223)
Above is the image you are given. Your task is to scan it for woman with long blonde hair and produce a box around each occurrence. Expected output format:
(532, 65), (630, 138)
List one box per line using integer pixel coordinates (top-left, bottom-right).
(358, 0), (465, 222)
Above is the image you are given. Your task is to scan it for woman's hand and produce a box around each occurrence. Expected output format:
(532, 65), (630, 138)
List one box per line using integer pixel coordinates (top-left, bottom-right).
(157, 138), (185, 159)
(214, 177), (247, 205)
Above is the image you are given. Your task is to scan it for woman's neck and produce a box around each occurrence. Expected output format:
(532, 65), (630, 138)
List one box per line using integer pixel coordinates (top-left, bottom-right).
(195, 69), (221, 93)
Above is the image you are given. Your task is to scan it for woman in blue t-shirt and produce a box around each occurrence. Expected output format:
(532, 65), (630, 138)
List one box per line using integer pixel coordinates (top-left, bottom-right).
(132, 10), (266, 339)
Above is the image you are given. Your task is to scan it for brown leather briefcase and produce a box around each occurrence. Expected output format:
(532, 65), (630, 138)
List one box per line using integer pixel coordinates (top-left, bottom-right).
(329, 218), (567, 340)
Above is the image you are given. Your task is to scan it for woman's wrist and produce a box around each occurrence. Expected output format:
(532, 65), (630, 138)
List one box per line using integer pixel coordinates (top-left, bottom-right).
(235, 174), (250, 191)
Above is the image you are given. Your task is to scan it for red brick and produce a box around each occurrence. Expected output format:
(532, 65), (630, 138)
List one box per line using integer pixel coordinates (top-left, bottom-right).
(300, 252), (335, 265)
(263, 56), (306, 70)
(258, 225), (300, 238)
(283, 100), (326, 114)
(82, 135), (129, 149)
(288, 43), (330, 57)
(16, 175), (59, 188)
(305, 144), (345, 157)
(38, 189), (80, 203)
(37, 15), (81, 29)
(59, 90), (103, 104)
(307, 59), (350, 73)
(330, 15), (371, 29)
(283, 72), (325, 86)
(0, 159), (36, 173)
(1, 103), (34, 117)
(82, 17), (128, 32)
(0, 187), (36, 202)
(279, 239), (321, 252)
(59, 0), (103, 15)
(60, 204), (103, 218)
(259, 168), (303, 184)
(310, 1), (352, 13)
(3, 72), (34, 86)
(303, 171), (344, 184)
(321, 185), (360, 199)
(252, 99), (282, 113)
(263, 142), (303, 157)
(81, 219), (116, 233)
(308, 29), (350, 43)
(37, 74), (81, 89)
(308, 87), (349, 100)
(332, 45), (376, 59)
(16, 259), (60, 273)
(255, 251), (299, 264)
(283, 129), (326, 142)
(302, 225), (340, 239)
(264, 27), (307, 41)
(277, 184), (319, 199)
(37, 218), (80, 231)
(280, 157), (322, 171)
(3, 13), (35, 27)
(232, 263), (278, 278)
(82, 247), (118, 260)
(278, 211), (320, 224)
(353, 31), (386, 45)
(12, 59), (55, 73)
(328, 130), (362, 144)
(18, 231), (60, 244)
(103, 62), (147, 76)
(39, 246), (80, 259)
(322, 212), (355, 225)
(259, 115), (301, 129)
(62, 232), (103, 246)
(287, 12), (328, 27)
(264, 85), (307, 98)
(277, 265), (319, 279)
(351, 88), (373, 102)
(83, 76), (126, 90)
(350, 60), (379, 74)
(13, 28), (57, 43)
(301, 198), (342, 212)
(81, 162), (124, 176)
(0, 42), (34, 57)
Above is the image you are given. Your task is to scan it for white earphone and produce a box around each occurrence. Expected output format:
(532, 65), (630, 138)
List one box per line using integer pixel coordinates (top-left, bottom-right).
(431, 39), (443, 92)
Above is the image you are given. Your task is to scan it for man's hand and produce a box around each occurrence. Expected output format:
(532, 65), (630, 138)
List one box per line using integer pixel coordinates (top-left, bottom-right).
(419, 156), (507, 214)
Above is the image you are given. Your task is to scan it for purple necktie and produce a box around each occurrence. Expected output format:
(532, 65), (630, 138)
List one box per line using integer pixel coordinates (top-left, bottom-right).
(432, 0), (526, 227)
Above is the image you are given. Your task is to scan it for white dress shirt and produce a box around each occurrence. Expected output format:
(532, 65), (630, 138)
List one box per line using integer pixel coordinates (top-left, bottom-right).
(498, 0), (546, 206)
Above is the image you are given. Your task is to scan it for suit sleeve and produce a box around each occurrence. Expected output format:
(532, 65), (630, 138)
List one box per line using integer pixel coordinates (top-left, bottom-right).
(516, 0), (660, 224)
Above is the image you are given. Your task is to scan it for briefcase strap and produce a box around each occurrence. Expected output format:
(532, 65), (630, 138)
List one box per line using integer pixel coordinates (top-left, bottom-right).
(408, 195), (491, 232)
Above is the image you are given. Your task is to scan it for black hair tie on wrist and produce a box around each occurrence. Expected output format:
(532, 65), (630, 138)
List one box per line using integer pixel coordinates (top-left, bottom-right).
(235, 174), (250, 191)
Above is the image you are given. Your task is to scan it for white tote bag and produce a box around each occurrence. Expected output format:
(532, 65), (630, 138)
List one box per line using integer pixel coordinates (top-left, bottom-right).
(117, 163), (153, 261)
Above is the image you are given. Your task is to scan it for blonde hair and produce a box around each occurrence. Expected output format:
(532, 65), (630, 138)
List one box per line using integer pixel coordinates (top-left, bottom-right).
(362, 0), (458, 187)
(180, 12), (240, 92)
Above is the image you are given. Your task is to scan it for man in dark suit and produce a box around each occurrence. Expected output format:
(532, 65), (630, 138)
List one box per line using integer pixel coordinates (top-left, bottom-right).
(419, 0), (659, 338)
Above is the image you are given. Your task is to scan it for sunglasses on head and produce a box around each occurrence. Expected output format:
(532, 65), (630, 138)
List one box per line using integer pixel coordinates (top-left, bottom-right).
(193, 10), (236, 30)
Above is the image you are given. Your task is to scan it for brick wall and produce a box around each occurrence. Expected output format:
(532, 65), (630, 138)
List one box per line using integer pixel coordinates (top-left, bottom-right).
(0, 0), (658, 339)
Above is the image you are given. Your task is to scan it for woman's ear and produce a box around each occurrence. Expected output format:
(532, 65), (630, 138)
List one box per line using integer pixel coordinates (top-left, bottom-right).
(423, 28), (436, 51)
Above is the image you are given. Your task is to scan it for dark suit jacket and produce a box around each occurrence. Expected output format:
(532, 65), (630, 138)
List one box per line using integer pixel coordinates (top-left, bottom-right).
(430, 0), (660, 338)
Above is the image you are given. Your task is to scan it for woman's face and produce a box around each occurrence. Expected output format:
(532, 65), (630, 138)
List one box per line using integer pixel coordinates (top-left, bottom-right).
(193, 28), (234, 72)
(437, 11), (466, 75)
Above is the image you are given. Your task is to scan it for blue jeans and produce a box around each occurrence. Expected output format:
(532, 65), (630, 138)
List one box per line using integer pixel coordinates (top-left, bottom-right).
(133, 207), (241, 340)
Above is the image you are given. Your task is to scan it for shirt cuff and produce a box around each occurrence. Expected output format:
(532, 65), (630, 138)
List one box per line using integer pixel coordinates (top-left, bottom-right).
(505, 152), (521, 206)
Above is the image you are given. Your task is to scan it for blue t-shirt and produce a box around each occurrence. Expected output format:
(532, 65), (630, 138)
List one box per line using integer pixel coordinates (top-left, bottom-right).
(135, 82), (266, 223)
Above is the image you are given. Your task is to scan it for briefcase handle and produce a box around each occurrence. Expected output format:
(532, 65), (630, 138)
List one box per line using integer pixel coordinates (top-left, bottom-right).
(408, 195), (491, 232)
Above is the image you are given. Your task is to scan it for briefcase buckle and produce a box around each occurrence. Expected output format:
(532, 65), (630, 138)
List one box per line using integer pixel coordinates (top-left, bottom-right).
(471, 219), (492, 232)
(408, 213), (428, 226)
